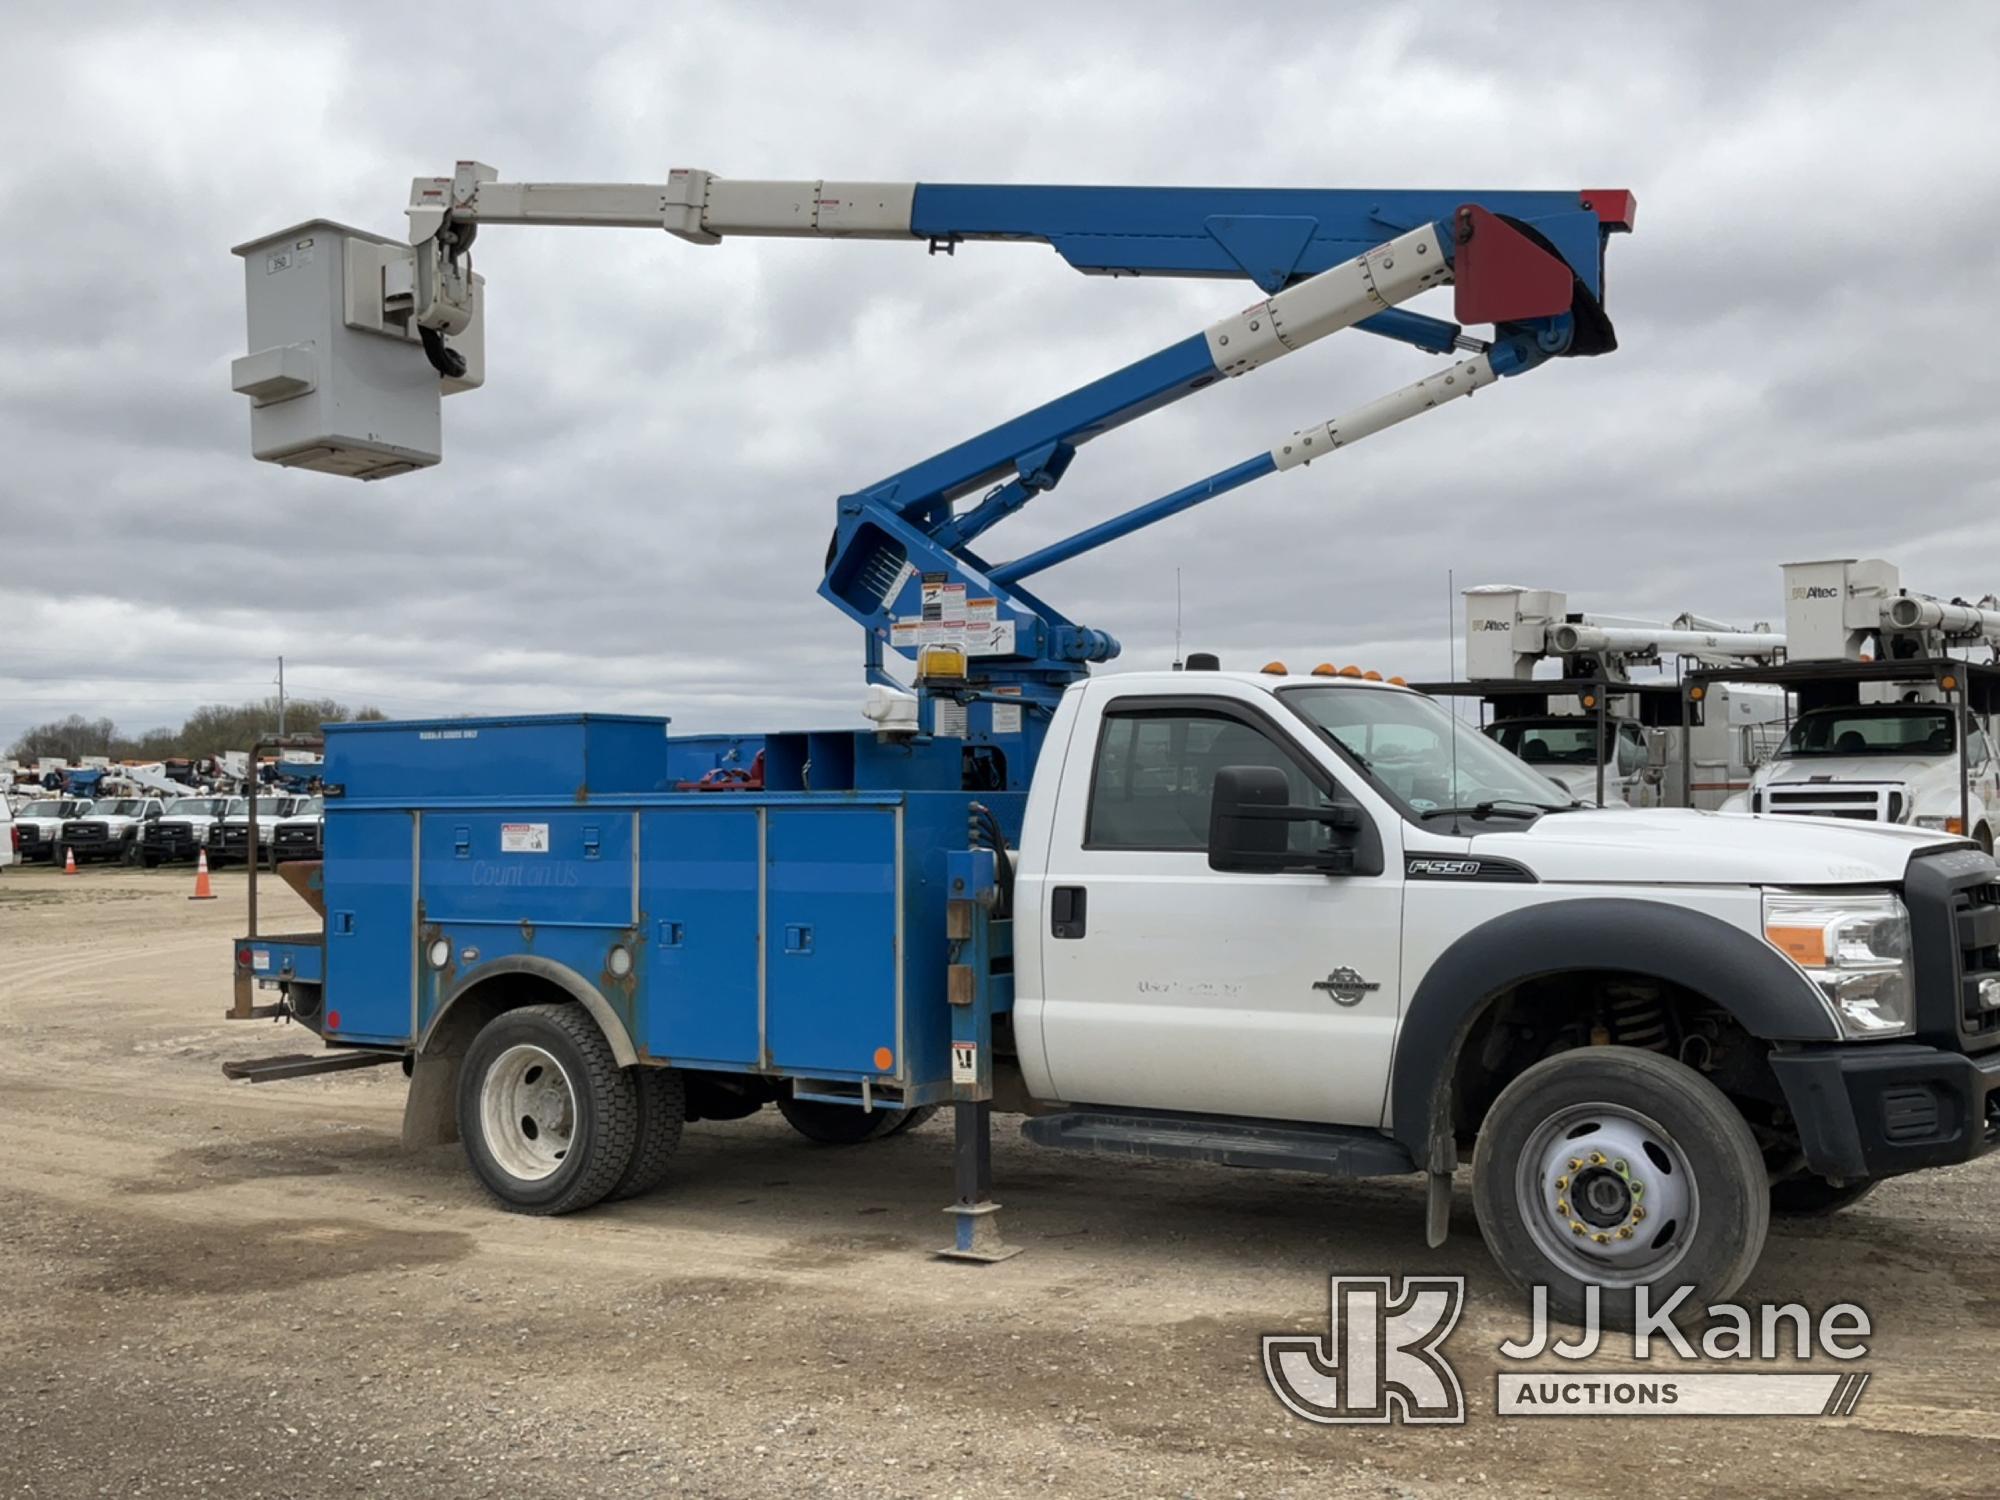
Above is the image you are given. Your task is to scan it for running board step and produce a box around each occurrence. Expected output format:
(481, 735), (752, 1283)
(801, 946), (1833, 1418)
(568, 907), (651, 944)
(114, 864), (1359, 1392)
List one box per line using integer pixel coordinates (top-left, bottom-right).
(1021, 1108), (1415, 1177)
(223, 1050), (405, 1083)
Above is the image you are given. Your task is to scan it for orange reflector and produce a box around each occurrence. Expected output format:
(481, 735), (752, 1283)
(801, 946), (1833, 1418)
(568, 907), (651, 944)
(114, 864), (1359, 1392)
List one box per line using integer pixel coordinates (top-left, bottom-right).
(1943, 674), (1959, 692)
(873, 1046), (895, 1071)
(1948, 817), (1965, 835)
(1339, 666), (1363, 678)
(1363, 670), (1383, 681)
(1261, 661), (1289, 675)
(1765, 925), (1827, 967)
(1689, 685), (1705, 702)
(1311, 663), (1338, 677)
(1582, 693), (1598, 708)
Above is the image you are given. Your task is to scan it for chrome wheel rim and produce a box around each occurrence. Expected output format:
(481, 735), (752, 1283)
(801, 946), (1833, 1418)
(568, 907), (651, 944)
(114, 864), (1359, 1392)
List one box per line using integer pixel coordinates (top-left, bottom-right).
(479, 1044), (577, 1182)
(1516, 1100), (1697, 1287)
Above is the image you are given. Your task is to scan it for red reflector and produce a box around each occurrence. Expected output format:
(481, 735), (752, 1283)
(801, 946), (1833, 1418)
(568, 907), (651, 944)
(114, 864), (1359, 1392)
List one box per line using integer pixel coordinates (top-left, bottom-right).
(1453, 204), (1575, 325)
(325, 1010), (341, 1031)
(237, 947), (252, 966)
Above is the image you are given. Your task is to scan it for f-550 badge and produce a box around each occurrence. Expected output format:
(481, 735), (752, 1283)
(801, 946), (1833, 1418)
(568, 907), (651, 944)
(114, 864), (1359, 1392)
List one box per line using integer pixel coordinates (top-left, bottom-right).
(1312, 967), (1380, 1006)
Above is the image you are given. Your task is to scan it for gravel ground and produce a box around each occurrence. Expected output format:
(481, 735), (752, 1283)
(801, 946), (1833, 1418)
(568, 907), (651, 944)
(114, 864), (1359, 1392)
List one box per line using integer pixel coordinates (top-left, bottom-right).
(2, 864), (1998, 1497)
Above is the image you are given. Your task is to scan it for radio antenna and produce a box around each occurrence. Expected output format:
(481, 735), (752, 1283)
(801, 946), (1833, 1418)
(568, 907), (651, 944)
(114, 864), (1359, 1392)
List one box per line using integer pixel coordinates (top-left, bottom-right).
(1173, 567), (1184, 670)
(1447, 567), (1460, 813)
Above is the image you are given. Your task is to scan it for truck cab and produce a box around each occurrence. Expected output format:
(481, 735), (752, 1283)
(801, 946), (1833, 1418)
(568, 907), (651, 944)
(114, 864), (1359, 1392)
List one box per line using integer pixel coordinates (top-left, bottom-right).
(142, 796), (237, 866)
(13, 798), (92, 863)
(60, 797), (167, 865)
(1484, 715), (1648, 807)
(1729, 702), (2000, 847)
(211, 795), (306, 865)
(265, 795), (326, 868)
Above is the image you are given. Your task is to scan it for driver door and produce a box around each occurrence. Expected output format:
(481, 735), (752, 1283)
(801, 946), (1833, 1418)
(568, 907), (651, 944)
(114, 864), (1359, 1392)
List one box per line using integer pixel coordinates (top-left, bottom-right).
(1035, 695), (1404, 1127)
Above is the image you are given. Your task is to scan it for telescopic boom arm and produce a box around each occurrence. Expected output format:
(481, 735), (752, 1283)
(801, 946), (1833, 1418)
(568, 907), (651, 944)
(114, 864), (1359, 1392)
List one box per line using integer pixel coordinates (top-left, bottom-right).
(234, 161), (1635, 736)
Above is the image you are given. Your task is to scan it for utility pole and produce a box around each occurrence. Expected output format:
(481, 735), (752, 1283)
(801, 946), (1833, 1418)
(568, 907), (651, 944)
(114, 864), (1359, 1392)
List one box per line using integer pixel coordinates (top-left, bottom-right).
(276, 655), (286, 738)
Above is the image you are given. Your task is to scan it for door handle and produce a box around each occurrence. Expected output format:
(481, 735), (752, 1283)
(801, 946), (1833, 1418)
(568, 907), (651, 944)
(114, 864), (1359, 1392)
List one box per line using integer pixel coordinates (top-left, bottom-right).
(1051, 885), (1087, 940)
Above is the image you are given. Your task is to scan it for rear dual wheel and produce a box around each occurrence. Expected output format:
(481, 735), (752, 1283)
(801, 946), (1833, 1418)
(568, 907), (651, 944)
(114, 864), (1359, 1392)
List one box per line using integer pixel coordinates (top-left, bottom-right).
(457, 1004), (683, 1214)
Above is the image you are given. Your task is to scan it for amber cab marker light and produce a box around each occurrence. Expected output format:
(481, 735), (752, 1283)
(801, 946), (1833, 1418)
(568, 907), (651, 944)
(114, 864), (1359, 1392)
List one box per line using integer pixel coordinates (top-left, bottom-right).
(1261, 661), (1289, 675)
(1311, 663), (1338, 677)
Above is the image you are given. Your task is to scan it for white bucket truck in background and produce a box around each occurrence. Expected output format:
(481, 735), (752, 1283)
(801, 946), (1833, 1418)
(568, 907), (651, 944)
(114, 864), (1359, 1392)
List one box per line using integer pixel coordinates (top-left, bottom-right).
(1414, 585), (1786, 809)
(1713, 560), (2000, 851)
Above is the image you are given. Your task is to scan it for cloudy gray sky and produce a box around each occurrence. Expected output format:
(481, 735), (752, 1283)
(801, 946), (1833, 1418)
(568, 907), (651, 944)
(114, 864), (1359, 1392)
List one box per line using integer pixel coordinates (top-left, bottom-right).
(3, 2), (1996, 749)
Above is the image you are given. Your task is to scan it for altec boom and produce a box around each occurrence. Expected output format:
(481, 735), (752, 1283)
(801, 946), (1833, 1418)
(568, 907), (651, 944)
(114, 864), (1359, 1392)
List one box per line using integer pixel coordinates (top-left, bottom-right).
(237, 166), (1634, 769)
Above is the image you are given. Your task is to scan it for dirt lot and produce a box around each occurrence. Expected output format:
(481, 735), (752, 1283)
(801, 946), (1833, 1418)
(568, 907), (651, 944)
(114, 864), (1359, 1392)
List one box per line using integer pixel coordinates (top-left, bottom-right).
(2, 865), (1998, 1497)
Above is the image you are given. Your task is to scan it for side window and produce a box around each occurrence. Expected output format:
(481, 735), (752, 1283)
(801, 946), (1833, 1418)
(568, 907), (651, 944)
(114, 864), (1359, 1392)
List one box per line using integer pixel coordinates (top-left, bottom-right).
(1616, 725), (1645, 775)
(1970, 725), (1994, 768)
(1087, 707), (1336, 852)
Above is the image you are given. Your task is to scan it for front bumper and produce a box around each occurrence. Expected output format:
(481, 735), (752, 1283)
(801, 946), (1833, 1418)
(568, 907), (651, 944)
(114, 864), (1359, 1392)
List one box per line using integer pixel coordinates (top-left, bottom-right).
(144, 825), (203, 861)
(1771, 1044), (2000, 1181)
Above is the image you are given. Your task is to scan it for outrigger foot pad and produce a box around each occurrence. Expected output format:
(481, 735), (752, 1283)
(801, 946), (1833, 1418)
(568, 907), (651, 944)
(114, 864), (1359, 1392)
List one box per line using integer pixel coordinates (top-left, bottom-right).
(935, 1200), (1022, 1263)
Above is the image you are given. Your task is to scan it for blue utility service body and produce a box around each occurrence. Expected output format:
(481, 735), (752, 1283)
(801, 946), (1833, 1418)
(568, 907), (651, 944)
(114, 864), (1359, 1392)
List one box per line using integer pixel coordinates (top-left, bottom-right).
(245, 713), (1021, 1106)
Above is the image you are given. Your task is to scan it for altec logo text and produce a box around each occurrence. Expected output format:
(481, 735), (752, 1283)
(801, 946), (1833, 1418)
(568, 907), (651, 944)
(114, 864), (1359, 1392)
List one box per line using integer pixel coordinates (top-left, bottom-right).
(1262, 1278), (1871, 1424)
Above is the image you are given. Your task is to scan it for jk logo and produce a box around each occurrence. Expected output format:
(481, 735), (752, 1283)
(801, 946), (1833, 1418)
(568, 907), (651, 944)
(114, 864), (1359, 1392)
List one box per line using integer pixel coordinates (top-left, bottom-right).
(1262, 1276), (1466, 1424)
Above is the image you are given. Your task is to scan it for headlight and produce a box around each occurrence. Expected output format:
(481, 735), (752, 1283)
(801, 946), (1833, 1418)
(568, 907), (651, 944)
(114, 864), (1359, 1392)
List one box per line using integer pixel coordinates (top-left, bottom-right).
(1763, 890), (1913, 1038)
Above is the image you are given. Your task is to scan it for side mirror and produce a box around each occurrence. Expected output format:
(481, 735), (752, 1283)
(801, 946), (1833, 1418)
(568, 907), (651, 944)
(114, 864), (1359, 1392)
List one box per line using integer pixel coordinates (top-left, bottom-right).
(1645, 731), (1669, 770)
(1207, 765), (1375, 875)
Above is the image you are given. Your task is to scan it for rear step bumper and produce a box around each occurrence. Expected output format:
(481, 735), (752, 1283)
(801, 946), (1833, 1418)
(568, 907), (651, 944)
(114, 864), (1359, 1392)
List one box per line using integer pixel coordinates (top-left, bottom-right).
(1021, 1108), (1414, 1177)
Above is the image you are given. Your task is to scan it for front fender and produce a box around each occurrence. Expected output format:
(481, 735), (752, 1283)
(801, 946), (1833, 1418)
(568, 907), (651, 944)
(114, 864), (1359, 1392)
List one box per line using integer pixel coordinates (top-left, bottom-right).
(1388, 897), (1838, 1166)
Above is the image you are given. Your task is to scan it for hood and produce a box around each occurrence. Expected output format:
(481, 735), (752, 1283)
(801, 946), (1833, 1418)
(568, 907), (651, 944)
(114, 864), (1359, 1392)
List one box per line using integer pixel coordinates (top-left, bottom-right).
(1463, 807), (1948, 886)
(1755, 755), (1947, 788)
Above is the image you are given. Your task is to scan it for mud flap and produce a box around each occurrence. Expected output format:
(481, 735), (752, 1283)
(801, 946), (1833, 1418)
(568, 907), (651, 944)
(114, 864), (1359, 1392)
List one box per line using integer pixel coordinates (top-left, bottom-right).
(1426, 1169), (1453, 1249)
(403, 1051), (463, 1148)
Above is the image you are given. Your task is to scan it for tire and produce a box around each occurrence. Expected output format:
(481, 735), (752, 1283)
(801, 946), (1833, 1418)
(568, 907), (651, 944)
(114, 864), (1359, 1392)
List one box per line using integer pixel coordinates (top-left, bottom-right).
(456, 1003), (639, 1215)
(883, 1104), (939, 1137)
(777, 1095), (927, 1145)
(141, 852), (159, 869)
(606, 1067), (687, 1201)
(120, 838), (139, 868)
(1472, 1046), (1769, 1329)
(1770, 1175), (1877, 1217)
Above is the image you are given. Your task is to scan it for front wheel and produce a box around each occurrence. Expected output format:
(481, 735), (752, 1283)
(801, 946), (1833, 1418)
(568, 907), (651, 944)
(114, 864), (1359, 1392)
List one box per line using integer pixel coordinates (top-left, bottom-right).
(777, 1095), (930, 1145)
(1770, 1174), (1877, 1217)
(1472, 1046), (1769, 1328)
(456, 1004), (639, 1215)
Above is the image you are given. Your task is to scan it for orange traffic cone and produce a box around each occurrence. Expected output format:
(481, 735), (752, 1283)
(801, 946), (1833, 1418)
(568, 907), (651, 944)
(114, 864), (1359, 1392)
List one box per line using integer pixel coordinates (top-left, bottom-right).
(63, 846), (77, 876)
(188, 848), (216, 901)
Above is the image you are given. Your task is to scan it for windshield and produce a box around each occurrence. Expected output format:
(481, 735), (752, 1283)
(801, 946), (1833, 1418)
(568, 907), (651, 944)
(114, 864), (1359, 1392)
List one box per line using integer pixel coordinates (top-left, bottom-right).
(94, 799), (144, 817)
(1485, 718), (1607, 767)
(228, 798), (288, 816)
(291, 797), (325, 816)
(166, 798), (227, 817)
(22, 801), (68, 817)
(1281, 687), (1573, 816)
(1779, 706), (1955, 758)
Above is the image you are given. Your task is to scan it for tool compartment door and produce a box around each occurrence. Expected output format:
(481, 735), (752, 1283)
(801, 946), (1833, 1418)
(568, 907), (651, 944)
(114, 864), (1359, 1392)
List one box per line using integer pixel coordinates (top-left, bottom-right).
(765, 806), (901, 1078)
(322, 809), (416, 1044)
(639, 807), (761, 1068)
